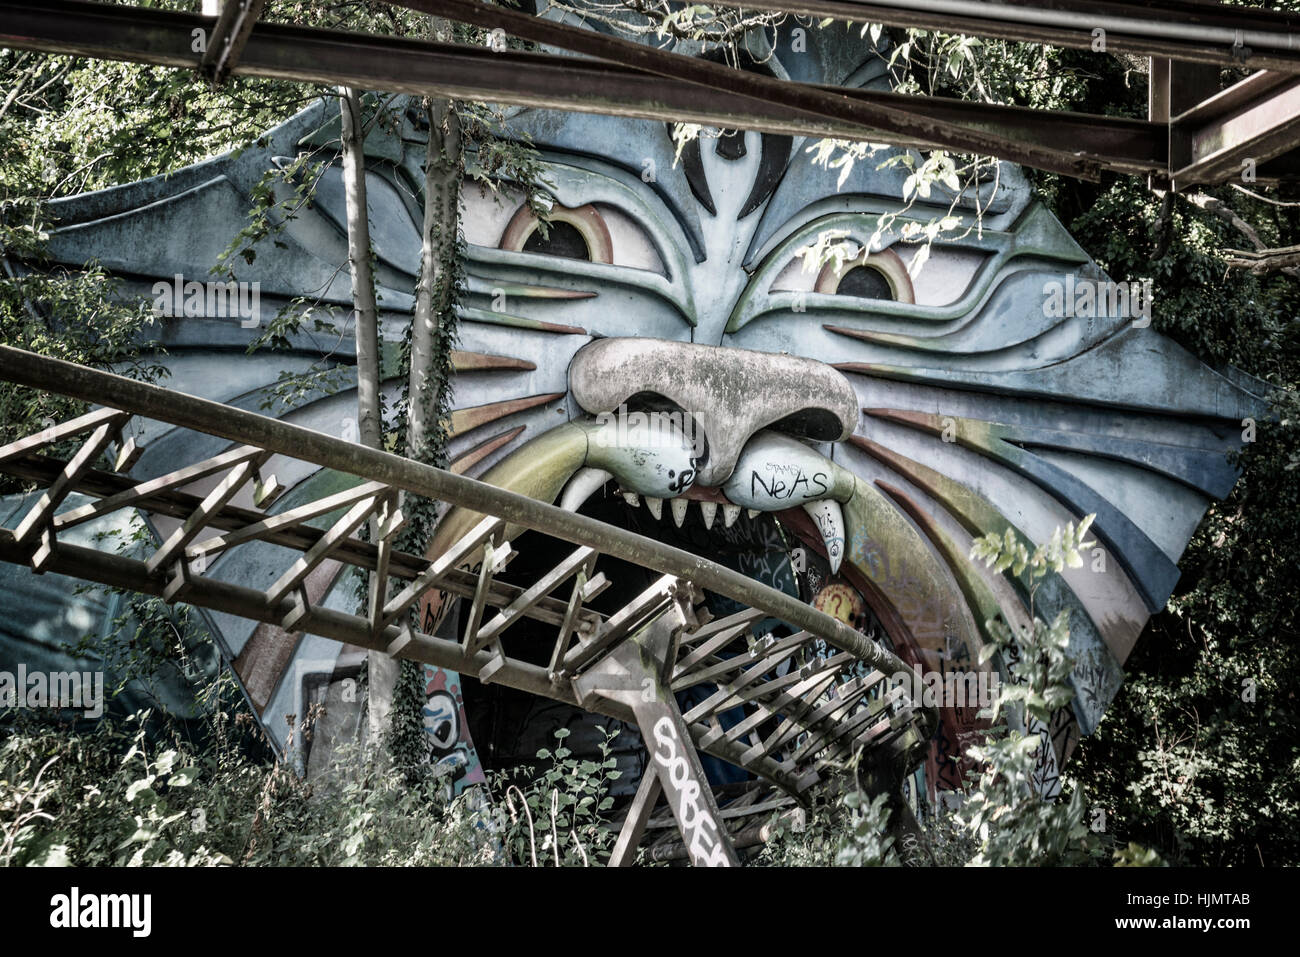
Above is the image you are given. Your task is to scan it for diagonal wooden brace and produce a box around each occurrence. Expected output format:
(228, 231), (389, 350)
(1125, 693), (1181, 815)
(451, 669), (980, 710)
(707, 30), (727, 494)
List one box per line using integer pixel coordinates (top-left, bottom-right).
(575, 606), (739, 867)
(14, 415), (126, 547)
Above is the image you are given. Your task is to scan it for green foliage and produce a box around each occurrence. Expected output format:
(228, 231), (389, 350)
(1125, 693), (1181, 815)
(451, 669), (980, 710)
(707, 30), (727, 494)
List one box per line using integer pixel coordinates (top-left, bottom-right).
(1, 698), (496, 866)
(495, 728), (623, 866)
(0, 213), (167, 489)
(955, 731), (1097, 866)
(1034, 37), (1300, 868)
(1113, 842), (1165, 867)
(950, 522), (1101, 865)
(758, 784), (900, 867)
(1073, 386), (1300, 864)
(1069, 180), (1277, 369)
(970, 517), (1094, 724)
(385, 657), (436, 781)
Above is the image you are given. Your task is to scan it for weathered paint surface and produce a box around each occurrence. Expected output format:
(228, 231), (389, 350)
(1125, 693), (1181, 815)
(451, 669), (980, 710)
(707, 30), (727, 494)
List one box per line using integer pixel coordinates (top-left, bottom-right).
(4, 13), (1266, 797)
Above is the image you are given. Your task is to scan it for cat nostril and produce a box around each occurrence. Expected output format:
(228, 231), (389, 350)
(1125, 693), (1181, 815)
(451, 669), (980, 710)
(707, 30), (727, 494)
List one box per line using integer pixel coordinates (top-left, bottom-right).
(767, 408), (852, 443)
(569, 337), (858, 487)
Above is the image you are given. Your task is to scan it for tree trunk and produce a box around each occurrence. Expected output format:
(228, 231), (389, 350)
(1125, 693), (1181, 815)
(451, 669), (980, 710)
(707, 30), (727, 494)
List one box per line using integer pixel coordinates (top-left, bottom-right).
(384, 20), (468, 771)
(337, 85), (396, 747)
(408, 95), (462, 469)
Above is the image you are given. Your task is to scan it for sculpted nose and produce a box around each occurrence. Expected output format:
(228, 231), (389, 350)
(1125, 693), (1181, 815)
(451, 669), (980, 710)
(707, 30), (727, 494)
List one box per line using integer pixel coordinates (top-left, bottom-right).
(568, 338), (859, 487)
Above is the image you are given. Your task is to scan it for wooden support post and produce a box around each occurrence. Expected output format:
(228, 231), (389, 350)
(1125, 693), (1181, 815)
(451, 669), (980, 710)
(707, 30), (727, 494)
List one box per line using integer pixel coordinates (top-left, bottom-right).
(607, 768), (662, 867)
(575, 604), (739, 867)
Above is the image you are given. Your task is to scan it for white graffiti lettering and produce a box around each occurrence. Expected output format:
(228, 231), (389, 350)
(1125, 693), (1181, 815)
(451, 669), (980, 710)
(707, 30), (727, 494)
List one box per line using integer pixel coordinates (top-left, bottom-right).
(652, 716), (730, 866)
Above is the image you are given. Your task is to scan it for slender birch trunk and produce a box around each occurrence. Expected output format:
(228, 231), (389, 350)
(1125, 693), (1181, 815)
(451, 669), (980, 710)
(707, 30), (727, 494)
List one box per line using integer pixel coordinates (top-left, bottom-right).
(337, 85), (397, 747)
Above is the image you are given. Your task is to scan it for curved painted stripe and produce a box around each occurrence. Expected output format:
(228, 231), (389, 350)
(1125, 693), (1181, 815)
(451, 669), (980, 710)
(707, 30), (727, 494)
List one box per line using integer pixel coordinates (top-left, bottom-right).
(449, 393), (565, 438)
(450, 426), (527, 476)
(451, 350), (537, 373)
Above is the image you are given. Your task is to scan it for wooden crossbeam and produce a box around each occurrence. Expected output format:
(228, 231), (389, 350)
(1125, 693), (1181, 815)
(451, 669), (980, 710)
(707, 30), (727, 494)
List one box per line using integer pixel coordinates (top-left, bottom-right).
(789, 685), (906, 767)
(54, 444), (266, 531)
(113, 435), (144, 473)
(681, 647), (852, 728)
(742, 670), (884, 763)
(562, 574), (678, 673)
(263, 493), (378, 605)
(368, 492), (401, 636)
(188, 480), (388, 558)
(462, 540), (514, 678)
(1172, 74), (1300, 188)
(546, 565), (608, 677)
(469, 545), (596, 655)
(672, 631), (811, 693)
(671, 608), (766, 679)
(146, 455), (266, 575)
(710, 667), (848, 756)
(0, 407), (126, 466)
(684, 651), (858, 727)
(704, 666), (851, 754)
(380, 514), (504, 628)
(13, 415), (125, 545)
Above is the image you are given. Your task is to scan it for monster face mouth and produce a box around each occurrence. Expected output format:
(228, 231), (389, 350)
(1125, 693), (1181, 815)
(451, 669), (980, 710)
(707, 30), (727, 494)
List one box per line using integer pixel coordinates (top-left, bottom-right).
(564, 420), (852, 576)
(420, 415), (869, 645)
(421, 413), (884, 779)
(416, 341), (986, 782)
(420, 337), (870, 638)
(555, 335), (861, 575)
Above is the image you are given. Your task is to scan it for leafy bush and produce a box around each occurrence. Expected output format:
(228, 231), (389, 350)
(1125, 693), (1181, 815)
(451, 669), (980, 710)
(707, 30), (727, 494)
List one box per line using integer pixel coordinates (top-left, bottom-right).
(493, 727), (623, 867)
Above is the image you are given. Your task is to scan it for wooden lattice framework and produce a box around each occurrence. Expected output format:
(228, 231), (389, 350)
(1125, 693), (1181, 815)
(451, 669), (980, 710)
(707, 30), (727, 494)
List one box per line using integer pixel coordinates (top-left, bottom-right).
(0, 345), (933, 865)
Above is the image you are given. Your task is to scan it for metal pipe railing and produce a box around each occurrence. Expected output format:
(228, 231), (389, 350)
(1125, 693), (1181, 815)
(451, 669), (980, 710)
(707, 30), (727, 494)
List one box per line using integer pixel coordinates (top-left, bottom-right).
(0, 344), (918, 682)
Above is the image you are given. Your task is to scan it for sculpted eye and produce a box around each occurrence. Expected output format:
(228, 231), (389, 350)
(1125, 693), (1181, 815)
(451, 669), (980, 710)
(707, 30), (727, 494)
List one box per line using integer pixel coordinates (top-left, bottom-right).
(769, 240), (988, 307)
(461, 181), (668, 275)
(500, 202), (613, 264)
(815, 248), (915, 304)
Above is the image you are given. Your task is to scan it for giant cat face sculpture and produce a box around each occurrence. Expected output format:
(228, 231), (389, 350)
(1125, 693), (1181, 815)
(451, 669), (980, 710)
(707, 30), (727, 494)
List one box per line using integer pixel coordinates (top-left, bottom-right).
(40, 22), (1265, 800)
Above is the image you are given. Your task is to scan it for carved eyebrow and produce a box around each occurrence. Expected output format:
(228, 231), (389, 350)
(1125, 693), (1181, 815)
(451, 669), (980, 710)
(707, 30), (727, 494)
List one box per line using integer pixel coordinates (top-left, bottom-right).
(743, 151), (1018, 272)
(490, 110), (709, 262)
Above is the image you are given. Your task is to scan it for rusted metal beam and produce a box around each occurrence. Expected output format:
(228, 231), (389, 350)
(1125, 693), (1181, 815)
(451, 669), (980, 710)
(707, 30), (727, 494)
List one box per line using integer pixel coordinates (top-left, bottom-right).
(0, 1), (1169, 178)
(1149, 57), (1222, 124)
(200, 0), (266, 84)
(1171, 73), (1300, 188)
(390, 0), (1109, 179)
(683, 0), (1300, 74)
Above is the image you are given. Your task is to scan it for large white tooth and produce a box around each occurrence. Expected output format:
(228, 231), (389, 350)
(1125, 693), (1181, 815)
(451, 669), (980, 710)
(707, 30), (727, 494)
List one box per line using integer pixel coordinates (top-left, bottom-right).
(645, 496), (664, 520)
(747, 509), (760, 520)
(670, 497), (689, 527)
(584, 416), (697, 499)
(802, 499), (846, 576)
(622, 491), (640, 508)
(559, 468), (613, 512)
(721, 429), (856, 511)
(699, 500), (717, 528)
(722, 504), (741, 528)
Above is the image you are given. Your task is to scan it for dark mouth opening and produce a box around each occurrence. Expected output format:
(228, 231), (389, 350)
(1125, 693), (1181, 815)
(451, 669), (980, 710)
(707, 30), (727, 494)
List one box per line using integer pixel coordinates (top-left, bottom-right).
(458, 478), (890, 797)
